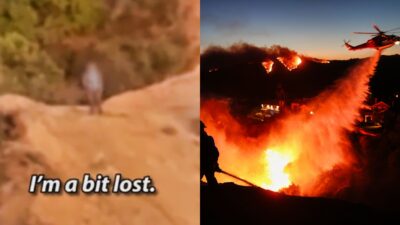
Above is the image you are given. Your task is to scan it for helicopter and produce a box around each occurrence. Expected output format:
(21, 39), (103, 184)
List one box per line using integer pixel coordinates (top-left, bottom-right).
(344, 25), (400, 51)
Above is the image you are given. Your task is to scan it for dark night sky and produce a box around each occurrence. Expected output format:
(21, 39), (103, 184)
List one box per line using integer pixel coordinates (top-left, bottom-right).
(201, 0), (400, 59)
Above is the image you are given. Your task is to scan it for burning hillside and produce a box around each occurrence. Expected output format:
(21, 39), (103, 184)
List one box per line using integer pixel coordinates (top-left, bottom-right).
(201, 49), (382, 197)
(276, 55), (302, 71)
(202, 44), (308, 75)
(261, 54), (302, 74)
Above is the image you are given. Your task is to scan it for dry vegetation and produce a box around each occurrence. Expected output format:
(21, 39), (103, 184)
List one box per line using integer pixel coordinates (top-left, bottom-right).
(0, 0), (199, 103)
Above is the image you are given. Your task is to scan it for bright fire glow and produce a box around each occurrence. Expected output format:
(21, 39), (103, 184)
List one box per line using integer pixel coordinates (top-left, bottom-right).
(277, 55), (302, 71)
(201, 51), (381, 196)
(262, 149), (293, 191)
(262, 60), (274, 73)
(395, 41), (400, 45)
(295, 56), (302, 65)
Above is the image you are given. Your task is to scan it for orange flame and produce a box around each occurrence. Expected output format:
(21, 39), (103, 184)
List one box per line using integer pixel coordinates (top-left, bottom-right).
(262, 60), (274, 74)
(277, 55), (302, 71)
(261, 149), (293, 191)
(201, 51), (381, 195)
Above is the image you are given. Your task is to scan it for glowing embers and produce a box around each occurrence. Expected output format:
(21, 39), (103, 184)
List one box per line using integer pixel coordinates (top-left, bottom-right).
(208, 68), (219, 72)
(261, 60), (274, 74)
(277, 55), (302, 71)
(319, 59), (330, 64)
(261, 149), (293, 191)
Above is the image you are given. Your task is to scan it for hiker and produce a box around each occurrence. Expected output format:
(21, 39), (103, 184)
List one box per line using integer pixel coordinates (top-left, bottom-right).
(200, 121), (221, 186)
(82, 62), (103, 114)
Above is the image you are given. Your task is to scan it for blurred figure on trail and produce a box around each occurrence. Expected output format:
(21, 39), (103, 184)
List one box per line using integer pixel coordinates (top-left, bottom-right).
(201, 121), (221, 186)
(82, 62), (104, 114)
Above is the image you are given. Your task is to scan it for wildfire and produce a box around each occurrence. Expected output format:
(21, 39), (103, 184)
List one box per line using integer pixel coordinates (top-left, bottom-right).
(201, 51), (381, 196)
(277, 55), (302, 71)
(295, 56), (302, 65)
(262, 149), (293, 191)
(261, 60), (274, 74)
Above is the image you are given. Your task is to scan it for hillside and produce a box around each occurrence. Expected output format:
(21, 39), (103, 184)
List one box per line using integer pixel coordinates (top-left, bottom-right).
(0, 0), (199, 103)
(201, 53), (400, 102)
(0, 66), (199, 225)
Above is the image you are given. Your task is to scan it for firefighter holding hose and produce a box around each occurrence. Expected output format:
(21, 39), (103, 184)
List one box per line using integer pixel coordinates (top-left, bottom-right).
(200, 121), (221, 186)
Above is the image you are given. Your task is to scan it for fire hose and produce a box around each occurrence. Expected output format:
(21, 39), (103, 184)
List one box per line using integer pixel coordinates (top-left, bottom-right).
(218, 169), (261, 188)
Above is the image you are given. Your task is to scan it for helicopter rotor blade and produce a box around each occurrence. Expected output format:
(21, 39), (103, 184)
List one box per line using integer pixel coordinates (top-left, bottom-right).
(353, 32), (379, 34)
(384, 27), (400, 32)
(373, 24), (383, 33)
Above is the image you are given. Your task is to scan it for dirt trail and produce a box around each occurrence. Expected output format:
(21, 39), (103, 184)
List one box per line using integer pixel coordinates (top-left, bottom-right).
(0, 66), (199, 225)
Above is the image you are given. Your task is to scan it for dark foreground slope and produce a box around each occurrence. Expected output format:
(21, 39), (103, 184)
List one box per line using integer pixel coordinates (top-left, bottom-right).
(201, 183), (396, 225)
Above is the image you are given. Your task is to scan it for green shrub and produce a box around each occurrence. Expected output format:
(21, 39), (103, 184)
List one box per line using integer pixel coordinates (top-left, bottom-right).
(0, 0), (198, 103)
(0, 32), (63, 100)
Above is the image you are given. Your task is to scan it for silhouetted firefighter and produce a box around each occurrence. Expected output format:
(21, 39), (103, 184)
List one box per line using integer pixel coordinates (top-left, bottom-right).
(200, 121), (221, 186)
(82, 62), (103, 114)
